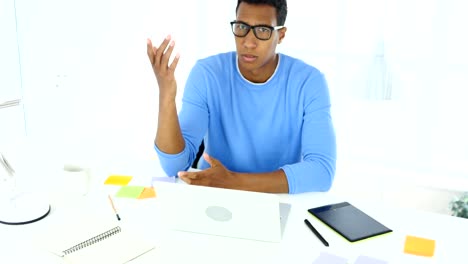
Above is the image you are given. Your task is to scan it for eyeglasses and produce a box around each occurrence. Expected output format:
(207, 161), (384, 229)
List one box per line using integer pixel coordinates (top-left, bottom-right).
(230, 21), (284, 41)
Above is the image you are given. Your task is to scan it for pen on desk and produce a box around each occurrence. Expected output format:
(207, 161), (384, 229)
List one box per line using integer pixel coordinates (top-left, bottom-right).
(108, 195), (121, 221)
(304, 219), (329, 247)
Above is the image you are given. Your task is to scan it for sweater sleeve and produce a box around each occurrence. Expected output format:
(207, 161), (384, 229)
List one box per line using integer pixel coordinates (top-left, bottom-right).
(280, 73), (337, 194)
(155, 62), (209, 176)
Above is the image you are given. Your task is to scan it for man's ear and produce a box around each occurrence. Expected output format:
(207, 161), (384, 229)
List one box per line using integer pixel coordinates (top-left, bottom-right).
(278, 27), (287, 44)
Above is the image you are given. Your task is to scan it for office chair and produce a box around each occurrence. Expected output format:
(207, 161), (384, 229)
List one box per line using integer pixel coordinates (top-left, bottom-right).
(191, 140), (205, 169)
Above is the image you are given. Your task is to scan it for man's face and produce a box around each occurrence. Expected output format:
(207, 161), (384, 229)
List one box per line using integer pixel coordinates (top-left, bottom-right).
(234, 2), (286, 83)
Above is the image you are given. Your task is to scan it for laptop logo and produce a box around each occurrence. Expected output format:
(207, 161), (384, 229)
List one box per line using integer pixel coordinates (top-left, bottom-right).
(205, 206), (232, 222)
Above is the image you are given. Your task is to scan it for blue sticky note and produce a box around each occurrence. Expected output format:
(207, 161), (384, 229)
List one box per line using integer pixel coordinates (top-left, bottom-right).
(152, 176), (177, 183)
(355, 255), (388, 264)
(312, 252), (347, 264)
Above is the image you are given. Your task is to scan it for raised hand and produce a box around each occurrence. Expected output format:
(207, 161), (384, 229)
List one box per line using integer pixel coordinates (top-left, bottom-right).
(146, 36), (180, 99)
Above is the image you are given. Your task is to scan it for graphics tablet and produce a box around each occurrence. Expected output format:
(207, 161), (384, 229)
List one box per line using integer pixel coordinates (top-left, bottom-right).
(308, 202), (392, 242)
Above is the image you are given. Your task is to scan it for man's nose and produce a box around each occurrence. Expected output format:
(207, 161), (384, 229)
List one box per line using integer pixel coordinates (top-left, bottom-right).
(242, 29), (258, 49)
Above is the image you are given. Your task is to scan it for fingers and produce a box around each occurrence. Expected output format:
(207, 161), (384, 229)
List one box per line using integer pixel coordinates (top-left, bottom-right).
(203, 153), (212, 165)
(147, 35), (180, 74)
(155, 35), (172, 69)
(178, 171), (198, 185)
(203, 153), (220, 168)
(160, 40), (176, 70)
(178, 171), (198, 180)
(177, 162), (227, 188)
(169, 53), (181, 72)
(146, 38), (156, 65)
(178, 173), (191, 184)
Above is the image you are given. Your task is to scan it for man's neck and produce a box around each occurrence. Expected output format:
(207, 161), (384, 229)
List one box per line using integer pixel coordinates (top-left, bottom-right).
(239, 54), (279, 83)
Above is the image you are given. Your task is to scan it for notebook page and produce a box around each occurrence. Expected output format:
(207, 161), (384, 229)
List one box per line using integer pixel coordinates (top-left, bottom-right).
(63, 230), (155, 264)
(38, 217), (120, 257)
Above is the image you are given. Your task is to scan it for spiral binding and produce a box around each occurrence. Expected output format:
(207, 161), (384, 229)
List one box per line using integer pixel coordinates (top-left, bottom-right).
(62, 226), (122, 256)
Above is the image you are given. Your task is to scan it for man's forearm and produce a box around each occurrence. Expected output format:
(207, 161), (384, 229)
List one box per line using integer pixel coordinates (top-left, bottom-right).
(237, 169), (289, 193)
(155, 96), (185, 154)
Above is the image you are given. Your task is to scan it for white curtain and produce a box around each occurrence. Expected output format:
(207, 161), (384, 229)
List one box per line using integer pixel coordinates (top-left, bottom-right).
(383, 0), (468, 178)
(292, 0), (468, 181)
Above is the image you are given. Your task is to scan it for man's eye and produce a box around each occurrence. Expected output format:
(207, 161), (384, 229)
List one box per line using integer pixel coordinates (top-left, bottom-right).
(239, 24), (249, 30)
(257, 27), (270, 33)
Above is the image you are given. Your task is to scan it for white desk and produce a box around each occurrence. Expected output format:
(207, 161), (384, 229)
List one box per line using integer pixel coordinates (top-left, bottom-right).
(1, 163), (467, 264)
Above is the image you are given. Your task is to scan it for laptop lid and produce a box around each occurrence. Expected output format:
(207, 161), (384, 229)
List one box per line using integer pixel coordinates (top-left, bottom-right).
(156, 182), (290, 243)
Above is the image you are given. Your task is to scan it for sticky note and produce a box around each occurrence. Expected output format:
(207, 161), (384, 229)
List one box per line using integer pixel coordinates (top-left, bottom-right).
(115, 186), (145, 198)
(404, 235), (436, 257)
(152, 176), (177, 183)
(104, 175), (133, 186)
(138, 187), (156, 199)
(312, 252), (347, 264)
(355, 255), (388, 264)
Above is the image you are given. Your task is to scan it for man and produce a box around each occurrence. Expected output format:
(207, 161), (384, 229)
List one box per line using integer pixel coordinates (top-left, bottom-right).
(146, 0), (336, 194)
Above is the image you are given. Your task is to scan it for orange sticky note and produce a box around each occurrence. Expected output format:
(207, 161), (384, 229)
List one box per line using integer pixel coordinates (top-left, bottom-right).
(104, 175), (133, 186)
(404, 235), (436, 257)
(138, 187), (156, 199)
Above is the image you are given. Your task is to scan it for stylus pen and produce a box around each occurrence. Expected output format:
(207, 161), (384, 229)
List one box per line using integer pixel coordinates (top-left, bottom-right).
(304, 219), (329, 247)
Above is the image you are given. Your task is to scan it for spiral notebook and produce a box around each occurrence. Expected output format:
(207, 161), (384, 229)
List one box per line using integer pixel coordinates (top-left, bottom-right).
(39, 217), (155, 264)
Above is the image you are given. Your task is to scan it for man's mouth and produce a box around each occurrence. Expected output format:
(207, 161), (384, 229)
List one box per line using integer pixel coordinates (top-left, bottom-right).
(241, 54), (257, 62)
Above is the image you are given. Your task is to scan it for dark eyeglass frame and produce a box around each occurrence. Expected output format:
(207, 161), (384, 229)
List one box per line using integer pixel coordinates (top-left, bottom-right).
(230, 20), (284, 41)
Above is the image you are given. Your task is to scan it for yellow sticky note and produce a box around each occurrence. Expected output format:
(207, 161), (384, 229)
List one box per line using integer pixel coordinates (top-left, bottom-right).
(104, 175), (133, 186)
(138, 187), (156, 199)
(404, 235), (436, 257)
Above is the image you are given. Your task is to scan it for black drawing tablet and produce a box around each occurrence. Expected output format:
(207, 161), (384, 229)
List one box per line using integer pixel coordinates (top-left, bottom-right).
(308, 202), (392, 242)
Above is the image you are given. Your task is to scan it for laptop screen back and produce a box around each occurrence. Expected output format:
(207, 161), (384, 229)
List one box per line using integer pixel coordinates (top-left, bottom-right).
(156, 182), (288, 243)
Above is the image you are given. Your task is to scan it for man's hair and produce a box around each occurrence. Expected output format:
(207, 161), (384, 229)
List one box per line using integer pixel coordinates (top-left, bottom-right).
(236, 0), (288, 26)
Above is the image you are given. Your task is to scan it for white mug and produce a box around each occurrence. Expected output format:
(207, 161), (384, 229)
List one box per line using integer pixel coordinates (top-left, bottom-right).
(62, 164), (90, 197)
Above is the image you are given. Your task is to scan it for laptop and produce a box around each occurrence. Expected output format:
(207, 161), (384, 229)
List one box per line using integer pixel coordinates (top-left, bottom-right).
(155, 182), (291, 243)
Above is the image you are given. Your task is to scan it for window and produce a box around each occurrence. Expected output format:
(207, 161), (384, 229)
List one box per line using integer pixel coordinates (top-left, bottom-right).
(0, 0), (25, 146)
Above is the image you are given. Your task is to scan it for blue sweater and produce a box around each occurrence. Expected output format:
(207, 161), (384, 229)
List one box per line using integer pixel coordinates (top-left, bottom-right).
(155, 52), (336, 193)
